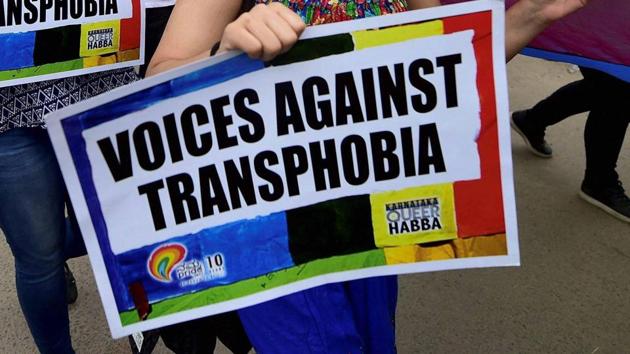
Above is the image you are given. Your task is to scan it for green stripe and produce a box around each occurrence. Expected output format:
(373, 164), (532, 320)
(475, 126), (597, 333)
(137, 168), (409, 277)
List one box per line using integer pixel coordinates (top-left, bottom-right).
(0, 59), (83, 81)
(119, 249), (386, 326)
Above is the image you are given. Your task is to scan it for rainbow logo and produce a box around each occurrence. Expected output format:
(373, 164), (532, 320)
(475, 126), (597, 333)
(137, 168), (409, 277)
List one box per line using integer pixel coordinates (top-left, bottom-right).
(147, 244), (187, 282)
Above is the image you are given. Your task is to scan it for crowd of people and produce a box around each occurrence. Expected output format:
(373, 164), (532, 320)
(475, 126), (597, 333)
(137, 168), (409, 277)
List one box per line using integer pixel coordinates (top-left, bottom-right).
(3, 0), (627, 353)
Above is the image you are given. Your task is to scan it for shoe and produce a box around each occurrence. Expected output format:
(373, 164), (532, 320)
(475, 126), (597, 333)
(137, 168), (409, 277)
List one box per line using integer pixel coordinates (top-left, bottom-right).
(510, 110), (553, 158)
(64, 263), (78, 305)
(579, 180), (630, 223)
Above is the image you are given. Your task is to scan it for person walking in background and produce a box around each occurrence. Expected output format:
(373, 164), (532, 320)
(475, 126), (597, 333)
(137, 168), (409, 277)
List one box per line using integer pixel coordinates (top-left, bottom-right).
(511, 67), (630, 223)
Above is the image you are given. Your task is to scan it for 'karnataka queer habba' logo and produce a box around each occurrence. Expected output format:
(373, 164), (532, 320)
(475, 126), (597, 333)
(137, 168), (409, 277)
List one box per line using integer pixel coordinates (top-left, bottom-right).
(148, 244), (186, 282)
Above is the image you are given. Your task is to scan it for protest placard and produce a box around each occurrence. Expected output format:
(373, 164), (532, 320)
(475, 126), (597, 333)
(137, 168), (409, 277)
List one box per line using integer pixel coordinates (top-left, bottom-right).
(0, 0), (143, 87)
(47, 0), (518, 338)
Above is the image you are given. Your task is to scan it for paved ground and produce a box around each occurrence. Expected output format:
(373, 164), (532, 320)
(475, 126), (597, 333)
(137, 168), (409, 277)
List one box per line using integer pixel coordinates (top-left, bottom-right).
(0, 56), (628, 353)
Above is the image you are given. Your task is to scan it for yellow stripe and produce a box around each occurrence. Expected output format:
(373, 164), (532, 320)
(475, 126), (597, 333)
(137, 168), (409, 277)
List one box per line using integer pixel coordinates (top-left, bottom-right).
(384, 234), (508, 264)
(351, 20), (444, 50)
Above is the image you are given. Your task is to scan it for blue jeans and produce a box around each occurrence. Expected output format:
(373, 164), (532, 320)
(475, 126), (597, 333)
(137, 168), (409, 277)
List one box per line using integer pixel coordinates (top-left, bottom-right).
(0, 128), (86, 354)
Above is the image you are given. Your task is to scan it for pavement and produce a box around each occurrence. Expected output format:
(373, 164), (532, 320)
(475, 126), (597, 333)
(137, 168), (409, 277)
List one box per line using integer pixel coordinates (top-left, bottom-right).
(0, 55), (628, 353)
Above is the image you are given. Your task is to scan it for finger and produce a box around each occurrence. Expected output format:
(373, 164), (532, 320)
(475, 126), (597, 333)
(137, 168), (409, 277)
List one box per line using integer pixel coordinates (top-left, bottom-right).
(224, 19), (263, 58)
(244, 17), (283, 61)
(269, 2), (306, 35)
(262, 12), (300, 53)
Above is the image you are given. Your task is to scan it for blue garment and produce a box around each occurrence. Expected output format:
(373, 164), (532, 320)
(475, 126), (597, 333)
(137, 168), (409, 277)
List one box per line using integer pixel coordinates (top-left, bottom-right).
(346, 277), (398, 354)
(0, 128), (86, 354)
(239, 276), (398, 354)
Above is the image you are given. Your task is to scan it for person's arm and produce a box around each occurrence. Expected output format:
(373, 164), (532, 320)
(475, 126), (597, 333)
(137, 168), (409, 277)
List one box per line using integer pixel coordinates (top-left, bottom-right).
(146, 0), (240, 76)
(408, 0), (588, 61)
(408, 0), (442, 9)
(505, 0), (588, 60)
(147, 1), (305, 76)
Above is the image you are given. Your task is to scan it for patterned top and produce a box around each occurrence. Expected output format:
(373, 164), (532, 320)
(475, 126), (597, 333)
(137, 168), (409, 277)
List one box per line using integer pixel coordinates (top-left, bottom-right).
(254, 0), (408, 25)
(0, 69), (138, 134)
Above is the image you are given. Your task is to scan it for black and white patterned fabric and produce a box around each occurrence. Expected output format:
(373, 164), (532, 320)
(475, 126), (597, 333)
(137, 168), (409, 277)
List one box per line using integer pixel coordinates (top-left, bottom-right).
(0, 68), (138, 133)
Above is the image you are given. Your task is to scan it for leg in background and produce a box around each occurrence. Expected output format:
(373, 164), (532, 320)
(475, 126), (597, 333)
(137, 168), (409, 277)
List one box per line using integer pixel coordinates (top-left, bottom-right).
(0, 128), (74, 354)
(511, 68), (595, 157)
(63, 200), (87, 260)
(526, 78), (593, 129)
(583, 108), (629, 187)
(579, 68), (630, 222)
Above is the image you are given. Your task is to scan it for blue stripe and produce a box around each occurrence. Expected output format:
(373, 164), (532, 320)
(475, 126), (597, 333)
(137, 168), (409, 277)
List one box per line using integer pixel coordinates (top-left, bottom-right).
(116, 213), (293, 309)
(0, 33), (35, 71)
(522, 47), (630, 83)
